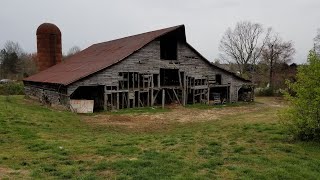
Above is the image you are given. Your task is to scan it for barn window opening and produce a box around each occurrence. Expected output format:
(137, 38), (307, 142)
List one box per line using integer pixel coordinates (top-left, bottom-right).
(160, 68), (180, 86)
(216, 74), (222, 85)
(160, 38), (177, 60)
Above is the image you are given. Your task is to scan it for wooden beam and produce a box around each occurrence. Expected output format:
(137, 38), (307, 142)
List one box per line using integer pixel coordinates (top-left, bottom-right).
(162, 89), (165, 109)
(153, 90), (160, 104)
(122, 92), (124, 109)
(116, 92), (119, 110)
(183, 73), (186, 106)
(158, 74), (160, 88)
(133, 92), (135, 108)
(207, 86), (210, 105)
(138, 73), (140, 107)
(178, 71), (182, 88)
(151, 75), (154, 106)
(172, 89), (181, 104)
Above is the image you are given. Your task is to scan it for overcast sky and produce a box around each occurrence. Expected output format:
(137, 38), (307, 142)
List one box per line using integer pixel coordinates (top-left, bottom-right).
(1, 0), (319, 64)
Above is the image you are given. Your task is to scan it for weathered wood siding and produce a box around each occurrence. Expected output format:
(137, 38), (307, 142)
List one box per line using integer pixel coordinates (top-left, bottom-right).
(67, 40), (249, 102)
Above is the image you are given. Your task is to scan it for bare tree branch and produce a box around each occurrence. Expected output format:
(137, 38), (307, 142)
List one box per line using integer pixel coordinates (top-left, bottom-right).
(219, 21), (270, 77)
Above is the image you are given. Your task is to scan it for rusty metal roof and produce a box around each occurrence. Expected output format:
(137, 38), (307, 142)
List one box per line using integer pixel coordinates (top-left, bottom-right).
(24, 24), (250, 85)
(24, 25), (185, 85)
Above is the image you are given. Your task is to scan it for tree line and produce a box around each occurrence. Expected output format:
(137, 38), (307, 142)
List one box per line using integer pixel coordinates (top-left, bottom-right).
(218, 21), (320, 92)
(0, 42), (80, 80)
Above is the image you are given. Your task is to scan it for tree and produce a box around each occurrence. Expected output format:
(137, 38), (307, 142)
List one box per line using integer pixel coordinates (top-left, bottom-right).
(64, 46), (81, 60)
(261, 32), (295, 88)
(281, 51), (320, 141)
(0, 41), (36, 79)
(0, 49), (20, 78)
(3, 41), (23, 57)
(219, 21), (271, 78)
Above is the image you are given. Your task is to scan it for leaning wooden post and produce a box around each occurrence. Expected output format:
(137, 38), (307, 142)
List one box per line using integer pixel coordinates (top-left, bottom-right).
(162, 88), (165, 109)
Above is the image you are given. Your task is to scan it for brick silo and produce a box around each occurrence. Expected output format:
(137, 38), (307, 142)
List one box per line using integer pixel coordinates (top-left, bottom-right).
(36, 23), (62, 71)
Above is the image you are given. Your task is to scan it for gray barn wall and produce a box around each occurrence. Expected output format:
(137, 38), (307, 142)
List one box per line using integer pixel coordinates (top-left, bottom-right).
(24, 85), (68, 106)
(67, 40), (248, 102)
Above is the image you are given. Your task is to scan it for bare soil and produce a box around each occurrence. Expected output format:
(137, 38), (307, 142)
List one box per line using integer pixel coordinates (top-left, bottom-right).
(81, 97), (284, 131)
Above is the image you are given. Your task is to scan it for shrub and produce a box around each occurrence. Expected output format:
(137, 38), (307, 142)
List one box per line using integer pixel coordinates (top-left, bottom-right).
(0, 81), (24, 95)
(280, 51), (320, 141)
(256, 87), (274, 96)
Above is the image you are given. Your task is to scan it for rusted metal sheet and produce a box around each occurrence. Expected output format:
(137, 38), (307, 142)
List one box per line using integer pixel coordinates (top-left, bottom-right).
(70, 100), (94, 113)
(23, 25), (185, 85)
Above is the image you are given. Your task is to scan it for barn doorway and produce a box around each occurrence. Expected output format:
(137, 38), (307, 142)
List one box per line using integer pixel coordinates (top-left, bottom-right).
(210, 86), (230, 104)
(238, 86), (254, 101)
(70, 86), (105, 111)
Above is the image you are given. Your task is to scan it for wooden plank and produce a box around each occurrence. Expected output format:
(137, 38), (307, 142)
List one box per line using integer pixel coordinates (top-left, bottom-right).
(153, 90), (160, 104)
(151, 75), (154, 106)
(122, 92), (124, 109)
(162, 89), (165, 109)
(116, 92), (119, 110)
(207, 87), (210, 105)
(172, 88), (181, 104)
(133, 91), (135, 108)
(183, 73), (186, 106)
(178, 71), (182, 88)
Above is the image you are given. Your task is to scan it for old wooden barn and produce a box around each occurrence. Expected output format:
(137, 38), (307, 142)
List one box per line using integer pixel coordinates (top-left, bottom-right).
(23, 23), (253, 111)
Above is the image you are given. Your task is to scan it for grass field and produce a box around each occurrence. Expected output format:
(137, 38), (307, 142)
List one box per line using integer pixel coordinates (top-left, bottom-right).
(1, 96), (320, 179)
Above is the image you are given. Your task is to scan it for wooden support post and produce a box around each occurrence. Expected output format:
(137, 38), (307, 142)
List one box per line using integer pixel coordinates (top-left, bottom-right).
(158, 74), (160, 88)
(183, 73), (186, 106)
(162, 89), (165, 109)
(178, 71), (182, 88)
(132, 72), (135, 90)
(207, 86), (210, 105)
(122, 92), (124, 109)
(127, 92), (130, 108)
(151, 75), (154, 106)
(116, 92), (119, 110)
(127, 72), (130, 90)
(138, 73), (140, 107)
(133, 92), (136, 108)
(104, 93), (107, 110)
(147, 76), (150, 107)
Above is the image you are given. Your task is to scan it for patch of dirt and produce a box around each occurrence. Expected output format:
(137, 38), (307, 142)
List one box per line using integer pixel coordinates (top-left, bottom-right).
(0, 167), (29, 179)
(82, 97), (282, 131)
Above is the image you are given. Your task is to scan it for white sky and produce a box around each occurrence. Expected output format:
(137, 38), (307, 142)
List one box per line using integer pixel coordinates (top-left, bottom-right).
(0, 0), (319, 64)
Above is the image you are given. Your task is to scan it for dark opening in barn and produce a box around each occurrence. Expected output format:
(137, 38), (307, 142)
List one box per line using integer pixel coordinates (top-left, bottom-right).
(238, 86), (254, 102)
(70, 86), (105, 111)
(160, 69), (180, 86)
(215, 74), (222, 84)
(210, 86), (230, 104)
(160, 37), (177, 60)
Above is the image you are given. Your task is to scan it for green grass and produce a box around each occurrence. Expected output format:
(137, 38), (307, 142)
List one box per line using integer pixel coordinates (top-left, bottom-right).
(1, 96), (320, 179)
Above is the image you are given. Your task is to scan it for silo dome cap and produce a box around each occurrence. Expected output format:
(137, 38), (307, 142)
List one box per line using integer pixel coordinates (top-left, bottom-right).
(36, 23), (61, 35)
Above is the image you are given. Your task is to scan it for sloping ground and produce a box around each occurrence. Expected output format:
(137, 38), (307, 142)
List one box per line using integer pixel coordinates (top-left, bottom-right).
(0, 96), (320, 179)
